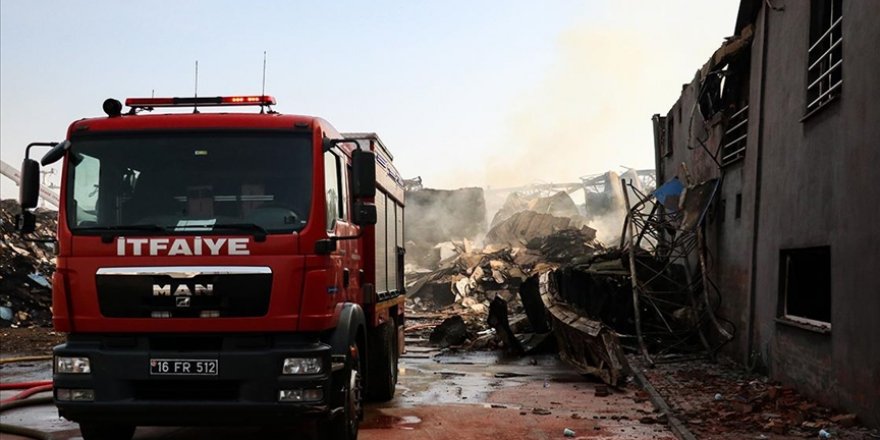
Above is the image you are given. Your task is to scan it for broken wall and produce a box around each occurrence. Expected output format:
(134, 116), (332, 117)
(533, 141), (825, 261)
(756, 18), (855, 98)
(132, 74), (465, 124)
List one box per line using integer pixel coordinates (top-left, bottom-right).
(653, 18), (757, 364)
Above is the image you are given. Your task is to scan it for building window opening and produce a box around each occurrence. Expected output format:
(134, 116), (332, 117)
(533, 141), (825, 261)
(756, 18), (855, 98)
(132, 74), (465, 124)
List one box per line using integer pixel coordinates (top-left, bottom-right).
(806, 0), (843, 115)
(719, 46), (751, 166)
(778, 246), (831, 328)
(734, 193), (742, 219)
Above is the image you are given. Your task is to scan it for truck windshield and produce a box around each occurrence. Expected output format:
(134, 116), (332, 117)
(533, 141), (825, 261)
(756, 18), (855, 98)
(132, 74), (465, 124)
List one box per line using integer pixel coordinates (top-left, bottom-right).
(66, 131), (313, 234)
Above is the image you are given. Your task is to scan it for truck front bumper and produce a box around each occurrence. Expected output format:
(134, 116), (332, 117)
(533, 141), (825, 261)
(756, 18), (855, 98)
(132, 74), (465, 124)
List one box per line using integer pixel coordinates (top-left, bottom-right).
(52, 334), (340, 426)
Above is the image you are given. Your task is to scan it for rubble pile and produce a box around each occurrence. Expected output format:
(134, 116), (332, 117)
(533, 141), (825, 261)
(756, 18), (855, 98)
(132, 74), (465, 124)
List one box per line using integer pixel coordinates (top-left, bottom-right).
(636, 357), (878, 439)
(490, 190), (584, 228)
(525, 228), (600, 264)
(404, 189), (613, 363)
(406, 243), (530, 314)
(406, 188), (604, 314)
(484, 210), (577, 250)
(0, 199), (57, 328)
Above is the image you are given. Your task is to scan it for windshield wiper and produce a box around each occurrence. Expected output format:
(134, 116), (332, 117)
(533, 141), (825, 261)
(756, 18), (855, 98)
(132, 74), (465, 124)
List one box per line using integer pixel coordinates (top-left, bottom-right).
(208, 223), (268, 242)
(75, 224), (169, 243)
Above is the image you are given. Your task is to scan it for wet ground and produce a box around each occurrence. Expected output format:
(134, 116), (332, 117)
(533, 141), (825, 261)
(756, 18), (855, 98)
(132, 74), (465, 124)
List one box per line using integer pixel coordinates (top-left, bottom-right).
(1, 341), (674, 440)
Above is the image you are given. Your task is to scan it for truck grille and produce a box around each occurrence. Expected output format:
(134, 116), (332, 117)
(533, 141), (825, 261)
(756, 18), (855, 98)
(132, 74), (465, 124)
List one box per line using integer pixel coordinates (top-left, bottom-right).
(95, 266), (272, 318)
(133, 380), (239, 401)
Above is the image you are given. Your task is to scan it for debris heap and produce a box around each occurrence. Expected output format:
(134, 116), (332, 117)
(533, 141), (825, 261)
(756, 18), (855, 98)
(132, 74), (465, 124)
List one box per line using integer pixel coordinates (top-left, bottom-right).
(406, 191), (600, 316)
(0, 199), (57, 327)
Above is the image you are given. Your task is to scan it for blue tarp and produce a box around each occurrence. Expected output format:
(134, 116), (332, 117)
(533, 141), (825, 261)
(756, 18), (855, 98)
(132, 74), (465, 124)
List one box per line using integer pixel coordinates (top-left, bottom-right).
(653, 177), (684, 211)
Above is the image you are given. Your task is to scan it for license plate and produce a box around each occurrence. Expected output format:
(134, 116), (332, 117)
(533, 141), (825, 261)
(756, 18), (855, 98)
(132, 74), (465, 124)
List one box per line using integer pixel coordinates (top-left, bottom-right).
(150, 359), (218, 376)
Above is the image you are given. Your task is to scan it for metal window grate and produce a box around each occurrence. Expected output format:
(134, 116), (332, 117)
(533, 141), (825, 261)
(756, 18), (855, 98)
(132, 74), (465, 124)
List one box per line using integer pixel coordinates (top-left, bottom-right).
(720, 104), (749, 165)
(806, 1), (843, 114)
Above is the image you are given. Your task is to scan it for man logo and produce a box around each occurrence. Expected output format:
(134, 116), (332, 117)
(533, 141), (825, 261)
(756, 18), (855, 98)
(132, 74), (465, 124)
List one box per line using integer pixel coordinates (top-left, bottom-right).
(152, 284), (214, 297)
(176, 296), (192, 308)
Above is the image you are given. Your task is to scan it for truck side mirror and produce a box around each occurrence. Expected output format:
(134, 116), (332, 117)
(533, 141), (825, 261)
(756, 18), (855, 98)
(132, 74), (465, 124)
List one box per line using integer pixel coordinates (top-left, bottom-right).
(19, 158), (41, 210)
(351, 150), (376, 199)
(16, 211), (37, 234)
(352, 201), (377, 226)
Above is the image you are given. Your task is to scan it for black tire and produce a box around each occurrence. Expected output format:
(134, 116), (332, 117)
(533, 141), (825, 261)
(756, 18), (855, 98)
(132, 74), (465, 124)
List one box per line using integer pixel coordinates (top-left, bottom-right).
(79, 423), (135, 440)
(319, 344), (362, 440)
(365, 321), (398, 402)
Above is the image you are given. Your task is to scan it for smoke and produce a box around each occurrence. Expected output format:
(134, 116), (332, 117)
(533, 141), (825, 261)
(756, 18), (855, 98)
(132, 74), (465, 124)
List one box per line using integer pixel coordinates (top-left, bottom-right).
(404, 187), (488, 268)
(483, 31), (648, 188)
(467, 1), (736, 190)
(413, 1), (739, 245)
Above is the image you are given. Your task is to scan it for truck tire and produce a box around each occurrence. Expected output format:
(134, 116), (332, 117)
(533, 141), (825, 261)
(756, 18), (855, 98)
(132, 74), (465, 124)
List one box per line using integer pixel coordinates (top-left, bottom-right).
(365, 320), (397, 402)
(319, 343), (362, 440)
(79, 423), (135, 440)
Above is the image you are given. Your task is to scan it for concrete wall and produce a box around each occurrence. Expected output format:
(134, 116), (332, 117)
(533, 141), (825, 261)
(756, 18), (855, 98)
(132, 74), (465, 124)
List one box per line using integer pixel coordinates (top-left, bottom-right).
(751, 0), (880, 426)
(654, 0), (880, 426)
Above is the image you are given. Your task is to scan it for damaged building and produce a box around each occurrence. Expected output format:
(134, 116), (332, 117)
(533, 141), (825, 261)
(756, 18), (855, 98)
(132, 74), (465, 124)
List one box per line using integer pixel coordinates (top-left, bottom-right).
(651, 0), (879, 426)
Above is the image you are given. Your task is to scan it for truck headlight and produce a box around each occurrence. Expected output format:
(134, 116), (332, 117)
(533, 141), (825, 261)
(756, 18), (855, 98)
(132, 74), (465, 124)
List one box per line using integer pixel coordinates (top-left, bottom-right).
(282, 357), (322, 375)
(55, 356), (91, 374)
(279, 388), (323, 402)
(57, 388), (95, 401)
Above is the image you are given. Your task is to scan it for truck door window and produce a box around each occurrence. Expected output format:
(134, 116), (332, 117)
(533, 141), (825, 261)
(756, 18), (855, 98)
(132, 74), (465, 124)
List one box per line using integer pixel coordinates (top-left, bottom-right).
(324, 151), (342, 230)
(340, 162), (349, 221)
(71, 153), (100, 225)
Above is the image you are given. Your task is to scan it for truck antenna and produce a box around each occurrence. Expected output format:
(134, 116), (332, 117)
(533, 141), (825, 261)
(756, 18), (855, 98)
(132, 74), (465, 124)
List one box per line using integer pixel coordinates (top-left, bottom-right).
(261, 51), (268, 114)
(193, 60), (200, 114)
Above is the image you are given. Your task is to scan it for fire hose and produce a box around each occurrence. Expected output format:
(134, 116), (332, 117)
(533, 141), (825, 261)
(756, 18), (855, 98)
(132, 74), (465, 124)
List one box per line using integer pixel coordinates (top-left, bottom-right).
(0, 363), (56, 440)
(0, 356), (53, 365)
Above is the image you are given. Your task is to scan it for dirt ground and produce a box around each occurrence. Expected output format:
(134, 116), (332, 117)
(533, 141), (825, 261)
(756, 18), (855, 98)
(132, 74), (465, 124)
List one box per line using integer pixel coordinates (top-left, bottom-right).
(0, 327), (65, 356)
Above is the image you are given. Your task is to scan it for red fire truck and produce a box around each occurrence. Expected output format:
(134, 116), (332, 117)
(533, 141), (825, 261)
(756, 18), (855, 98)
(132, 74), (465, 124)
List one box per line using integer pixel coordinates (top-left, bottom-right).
(16, 95), (406, 440)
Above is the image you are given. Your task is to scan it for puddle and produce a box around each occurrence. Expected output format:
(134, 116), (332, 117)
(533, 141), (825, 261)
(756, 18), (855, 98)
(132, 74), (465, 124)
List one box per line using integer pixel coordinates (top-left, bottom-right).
(393, 351), (580, 405)
(362, 412), (422, 430)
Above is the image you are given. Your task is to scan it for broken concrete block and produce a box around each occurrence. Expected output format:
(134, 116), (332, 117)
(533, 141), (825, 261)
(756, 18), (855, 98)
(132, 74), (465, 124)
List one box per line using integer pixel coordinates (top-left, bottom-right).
(485, 211), (572, 250)
(429, 315), (469, 347)
(830, 413), (857, 427)
(487, 296), (523, 354)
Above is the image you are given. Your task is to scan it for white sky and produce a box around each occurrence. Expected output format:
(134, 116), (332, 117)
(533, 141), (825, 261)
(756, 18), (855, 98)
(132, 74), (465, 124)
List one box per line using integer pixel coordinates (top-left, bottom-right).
(0, 0), (741, 200)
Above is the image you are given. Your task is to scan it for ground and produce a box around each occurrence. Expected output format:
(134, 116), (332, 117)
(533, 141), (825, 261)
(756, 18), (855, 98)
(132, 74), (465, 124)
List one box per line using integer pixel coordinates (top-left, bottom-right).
(629, 355), (879, 440)
(0, 328), (66, 354)
(0, 328), (674, 440)
(5, 329), (876, 439)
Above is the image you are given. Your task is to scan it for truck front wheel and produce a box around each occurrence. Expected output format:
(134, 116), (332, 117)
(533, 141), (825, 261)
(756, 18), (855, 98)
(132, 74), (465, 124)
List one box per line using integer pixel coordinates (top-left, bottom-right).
(365, 320), (398, 402)
(320, 343), (362, 440)
(79, 423), (135, 440)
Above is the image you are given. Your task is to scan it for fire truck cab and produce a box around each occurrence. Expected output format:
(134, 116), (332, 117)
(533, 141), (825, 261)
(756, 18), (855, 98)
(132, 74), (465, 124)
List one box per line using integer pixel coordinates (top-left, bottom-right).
(16, 96), (405, 440)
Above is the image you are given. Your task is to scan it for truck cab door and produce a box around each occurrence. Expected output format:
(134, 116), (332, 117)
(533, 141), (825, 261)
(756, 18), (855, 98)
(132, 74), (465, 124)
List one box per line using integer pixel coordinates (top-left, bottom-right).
(324, 151), (360, 303)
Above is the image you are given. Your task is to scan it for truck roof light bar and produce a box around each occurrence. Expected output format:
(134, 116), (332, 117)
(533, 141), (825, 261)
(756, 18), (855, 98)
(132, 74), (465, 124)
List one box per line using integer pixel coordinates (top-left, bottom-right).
(125, 95), (277, 109)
